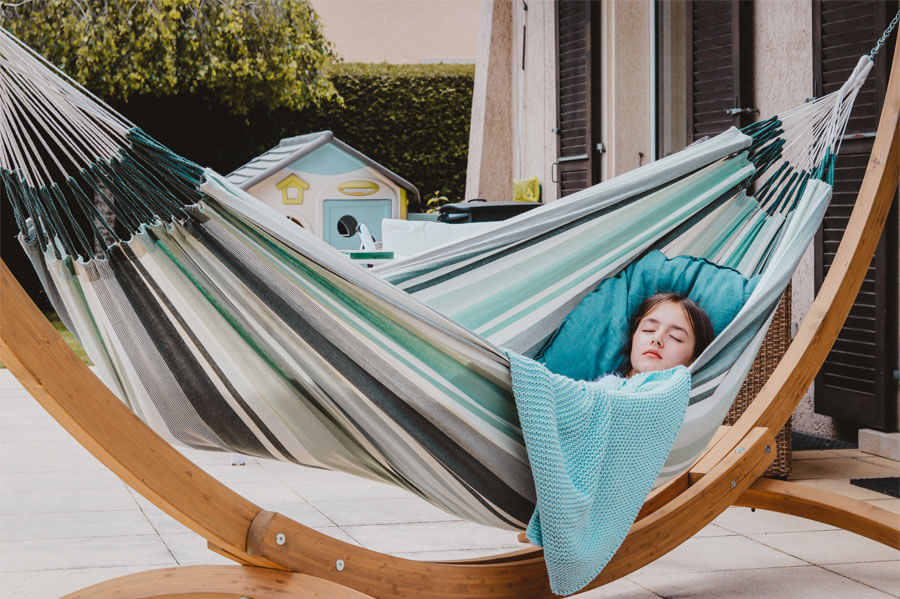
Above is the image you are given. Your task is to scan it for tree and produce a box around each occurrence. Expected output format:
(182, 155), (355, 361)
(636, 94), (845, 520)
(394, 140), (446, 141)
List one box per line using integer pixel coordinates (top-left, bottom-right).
(1, 0), (340, 114)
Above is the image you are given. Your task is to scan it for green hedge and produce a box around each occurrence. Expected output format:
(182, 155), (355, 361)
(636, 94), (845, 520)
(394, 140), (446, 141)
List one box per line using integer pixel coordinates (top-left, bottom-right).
(294, 63), (475, 207)
(114, 62), (475, 208)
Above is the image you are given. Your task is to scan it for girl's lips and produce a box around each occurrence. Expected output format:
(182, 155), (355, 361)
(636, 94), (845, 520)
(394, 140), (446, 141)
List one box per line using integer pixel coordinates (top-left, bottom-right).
(643, 350), (662, 359)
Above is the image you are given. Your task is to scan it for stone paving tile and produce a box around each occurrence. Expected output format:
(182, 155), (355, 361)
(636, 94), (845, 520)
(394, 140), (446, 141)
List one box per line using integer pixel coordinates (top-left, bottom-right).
(0, 535), (176, 572)
(284, 468), (414, 502)
(0, 415), (68, 431)
(867, 498), (900, 514)
(690, 522), (734, 538)
(224, 479), (308, 505)
(746, 529), (900, 565)
(0, 449), (108, 475)
(189, 462), (285, 485)
(579, 578), (665, 598)
(790, 478), (893, 500)
(343, 520), (521, 555)
(824, 561), (900, 596)
(792, 457), (899, 480)
(0, 566), (146, 599)
(260, 500), (335, 528)
(311, 525), (362, 546)
(314, 495), (461, 526)
(628, 534), (805, 576)
(0, 485), (139, 515)
(0, 509), (156, 541)
(125, 490), (195, 535)
(630, 565), (896, 598)
(0, 424), (74, 444)
(793, 449), (868, 460)
(712, 505), (836, 535)
(0, 465), (127, 493)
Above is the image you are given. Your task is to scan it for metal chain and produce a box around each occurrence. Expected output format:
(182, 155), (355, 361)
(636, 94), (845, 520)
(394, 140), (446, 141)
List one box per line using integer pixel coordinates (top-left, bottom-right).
(870, 9), (900, 59)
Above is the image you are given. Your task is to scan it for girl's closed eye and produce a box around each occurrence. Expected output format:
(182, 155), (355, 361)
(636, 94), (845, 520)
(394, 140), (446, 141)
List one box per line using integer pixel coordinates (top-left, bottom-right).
(621, 293), (714, 377)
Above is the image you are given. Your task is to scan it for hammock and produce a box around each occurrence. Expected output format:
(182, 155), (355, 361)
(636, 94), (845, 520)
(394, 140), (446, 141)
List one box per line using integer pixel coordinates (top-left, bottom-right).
(0, 29), (872, 538)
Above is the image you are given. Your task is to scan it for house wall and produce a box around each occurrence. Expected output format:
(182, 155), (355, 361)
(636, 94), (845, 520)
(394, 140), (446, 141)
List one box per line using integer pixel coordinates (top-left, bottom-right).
(656, 0), (688, 159)
(465, 0), (559, 203)
(471, 0), (864, 437)
(600, 1), (653, 178)
(512, 0), (559, 200)
(311, 0), (480, 64)
(465, 0), (514, 202)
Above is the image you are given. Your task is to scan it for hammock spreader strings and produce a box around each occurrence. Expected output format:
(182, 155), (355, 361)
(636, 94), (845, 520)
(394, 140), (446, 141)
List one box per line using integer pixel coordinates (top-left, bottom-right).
(647, 52), (871, 281)
(0, 29), (204, 261)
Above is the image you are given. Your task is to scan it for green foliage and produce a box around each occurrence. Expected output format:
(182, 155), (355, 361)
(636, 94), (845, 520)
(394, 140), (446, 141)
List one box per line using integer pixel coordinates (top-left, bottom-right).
(112, 62), (475, 209)
(289, 62), (475, 208)
(1, 0), (339, 114)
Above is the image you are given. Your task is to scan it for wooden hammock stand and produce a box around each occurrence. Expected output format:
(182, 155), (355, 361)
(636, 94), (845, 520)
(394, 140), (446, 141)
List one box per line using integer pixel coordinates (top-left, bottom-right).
(1, 44), (898, 599)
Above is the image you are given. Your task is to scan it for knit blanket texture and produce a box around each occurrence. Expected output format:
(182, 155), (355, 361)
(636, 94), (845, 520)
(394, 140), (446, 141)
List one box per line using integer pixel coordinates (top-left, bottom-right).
(506, 351), (691, 595)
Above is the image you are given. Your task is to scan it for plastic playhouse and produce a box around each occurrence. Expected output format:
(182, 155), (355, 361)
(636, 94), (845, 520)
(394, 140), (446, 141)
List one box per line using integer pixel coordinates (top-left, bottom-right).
(226, 131), (420, 250)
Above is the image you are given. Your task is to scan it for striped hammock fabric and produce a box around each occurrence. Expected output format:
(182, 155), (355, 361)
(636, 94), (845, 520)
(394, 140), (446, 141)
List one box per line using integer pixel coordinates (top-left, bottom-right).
(0, 29), (872, 530)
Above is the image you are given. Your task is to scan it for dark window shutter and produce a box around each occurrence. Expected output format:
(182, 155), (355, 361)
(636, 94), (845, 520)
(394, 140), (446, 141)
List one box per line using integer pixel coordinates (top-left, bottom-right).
(687, 0), (754, 142)
(556, 0), (600, 197)
(813, 0), (898, 432)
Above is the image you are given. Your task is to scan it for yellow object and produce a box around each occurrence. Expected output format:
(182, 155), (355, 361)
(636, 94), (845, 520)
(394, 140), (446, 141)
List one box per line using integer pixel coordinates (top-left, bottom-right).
(338, 180), (380, 196)
(513, 177), (541, 202)
(276, 173), (309, 205)
(425, 191), (449, 213)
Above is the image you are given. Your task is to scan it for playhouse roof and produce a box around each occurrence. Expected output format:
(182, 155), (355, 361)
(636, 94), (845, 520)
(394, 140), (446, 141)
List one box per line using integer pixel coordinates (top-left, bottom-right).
(225, 130), (419, 203)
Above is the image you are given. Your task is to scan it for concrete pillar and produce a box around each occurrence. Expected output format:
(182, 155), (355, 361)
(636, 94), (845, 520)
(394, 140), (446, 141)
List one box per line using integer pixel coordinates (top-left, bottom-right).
(602, 1), (653, 179)
(465, 0), (513, 202)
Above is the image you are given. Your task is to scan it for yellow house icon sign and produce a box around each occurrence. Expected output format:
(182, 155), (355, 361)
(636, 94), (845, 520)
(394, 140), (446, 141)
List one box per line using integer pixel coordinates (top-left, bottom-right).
(276, 173), (309, 205)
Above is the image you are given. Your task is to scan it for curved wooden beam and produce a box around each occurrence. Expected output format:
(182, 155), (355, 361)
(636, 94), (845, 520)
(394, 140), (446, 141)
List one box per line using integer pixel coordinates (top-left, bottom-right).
(736, 479), (900, 549)
(61, 565), (374, 599)
(0, 261), (281, 570)
(241, 428), (774, 598)
(694, 39), (900, 475)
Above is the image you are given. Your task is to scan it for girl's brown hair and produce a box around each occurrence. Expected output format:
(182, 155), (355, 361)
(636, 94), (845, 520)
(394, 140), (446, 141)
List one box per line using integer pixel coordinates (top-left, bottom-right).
(619, 292), (714, 374)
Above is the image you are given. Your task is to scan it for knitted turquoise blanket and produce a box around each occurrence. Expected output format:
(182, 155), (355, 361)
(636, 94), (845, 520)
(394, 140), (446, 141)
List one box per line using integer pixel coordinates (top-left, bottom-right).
(505, 351), (691, 595)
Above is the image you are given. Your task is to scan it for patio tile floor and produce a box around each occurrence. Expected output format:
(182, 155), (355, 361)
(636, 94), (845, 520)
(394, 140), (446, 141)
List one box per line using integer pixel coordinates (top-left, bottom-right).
(1, 369), (897, 598)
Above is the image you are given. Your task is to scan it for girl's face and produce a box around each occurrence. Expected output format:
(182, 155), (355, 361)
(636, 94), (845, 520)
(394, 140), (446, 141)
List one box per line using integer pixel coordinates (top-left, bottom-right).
(629, 300), (697, 374)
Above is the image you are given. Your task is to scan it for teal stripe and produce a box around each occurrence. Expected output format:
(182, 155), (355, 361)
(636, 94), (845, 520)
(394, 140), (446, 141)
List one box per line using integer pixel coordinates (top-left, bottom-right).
(451, 157), (754, 338)
(202, 204), (522, 438)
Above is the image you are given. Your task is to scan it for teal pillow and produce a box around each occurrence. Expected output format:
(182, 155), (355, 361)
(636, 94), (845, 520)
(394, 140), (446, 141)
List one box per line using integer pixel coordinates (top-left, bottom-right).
(536, 250), (758, 380)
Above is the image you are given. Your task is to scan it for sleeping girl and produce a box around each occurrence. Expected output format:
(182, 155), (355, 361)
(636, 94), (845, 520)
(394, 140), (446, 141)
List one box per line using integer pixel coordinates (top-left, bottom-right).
(597, 292), (714, 384)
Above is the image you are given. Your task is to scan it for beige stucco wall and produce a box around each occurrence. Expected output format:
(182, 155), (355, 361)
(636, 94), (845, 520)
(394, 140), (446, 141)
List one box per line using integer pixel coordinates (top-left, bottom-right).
(466, 0), (558, 203)
(512, 0), (559, 201)
(601, 1), (653, 178)
(753, 0), (836, 437)
(465, 0), (513, 202)
(656, 0), (688, 158)
(312, 0), (480, 63)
